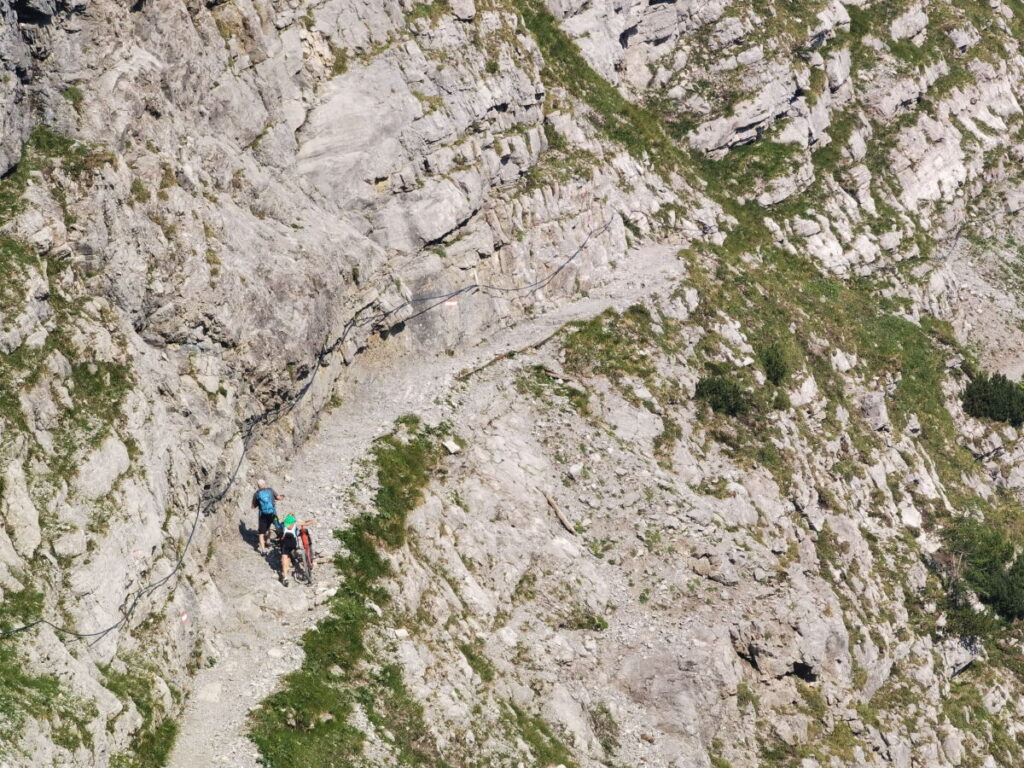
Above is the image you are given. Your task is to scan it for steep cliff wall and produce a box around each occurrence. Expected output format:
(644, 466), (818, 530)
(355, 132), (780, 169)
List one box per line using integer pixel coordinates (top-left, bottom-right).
(3, 0), (1024, 765)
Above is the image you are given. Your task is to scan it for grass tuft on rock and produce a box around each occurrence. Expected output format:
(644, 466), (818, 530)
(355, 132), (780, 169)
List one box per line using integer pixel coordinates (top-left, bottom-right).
(695, 375), (750, 417)
(103, 665), (180, 768)
(514, 0), (687, 177)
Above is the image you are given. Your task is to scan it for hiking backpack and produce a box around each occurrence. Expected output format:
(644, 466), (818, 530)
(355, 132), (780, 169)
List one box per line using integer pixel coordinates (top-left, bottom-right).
(255, 488), (276, 515)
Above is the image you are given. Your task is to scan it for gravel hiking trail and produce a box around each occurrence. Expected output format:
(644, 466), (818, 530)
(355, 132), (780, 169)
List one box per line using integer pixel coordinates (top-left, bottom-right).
(167, 245), (684, 767)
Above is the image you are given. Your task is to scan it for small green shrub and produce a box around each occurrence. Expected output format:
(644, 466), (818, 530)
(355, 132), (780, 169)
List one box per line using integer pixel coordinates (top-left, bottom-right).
(329, 44), (348, 76)
(759, 342), (790, 385)
(130, 178), (150, 203)
(947, 517), (1024, 624)
(962, 372), (1024, 426)
(560, 605), (608, 631)
(62, 86), (84, 112)
(694, 375), (749, 416)
(588, 703), (619, 754)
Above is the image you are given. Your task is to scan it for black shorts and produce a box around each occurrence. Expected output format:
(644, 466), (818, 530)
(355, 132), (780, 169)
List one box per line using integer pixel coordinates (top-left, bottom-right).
(257, 513), (276, 535)
(281, 535), (297, 558)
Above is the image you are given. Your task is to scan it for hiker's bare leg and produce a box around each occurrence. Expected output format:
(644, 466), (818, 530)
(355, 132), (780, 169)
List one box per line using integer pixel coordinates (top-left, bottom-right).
(282, 554), (291, 581)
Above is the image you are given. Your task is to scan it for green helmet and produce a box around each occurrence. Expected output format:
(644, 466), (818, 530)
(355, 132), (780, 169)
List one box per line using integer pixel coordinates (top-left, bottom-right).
(282, 515), (297, 527)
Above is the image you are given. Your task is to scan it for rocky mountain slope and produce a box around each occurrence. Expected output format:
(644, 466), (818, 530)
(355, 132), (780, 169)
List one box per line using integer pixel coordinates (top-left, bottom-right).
(4, 0), (1024, 765)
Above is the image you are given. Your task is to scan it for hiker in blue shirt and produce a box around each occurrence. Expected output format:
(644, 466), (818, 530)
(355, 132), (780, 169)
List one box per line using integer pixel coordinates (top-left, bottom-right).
(251, 478), (285, 554)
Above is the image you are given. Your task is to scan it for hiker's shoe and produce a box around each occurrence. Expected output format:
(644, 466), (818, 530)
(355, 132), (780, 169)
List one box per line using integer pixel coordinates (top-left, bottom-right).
(281, 577), (289, 587)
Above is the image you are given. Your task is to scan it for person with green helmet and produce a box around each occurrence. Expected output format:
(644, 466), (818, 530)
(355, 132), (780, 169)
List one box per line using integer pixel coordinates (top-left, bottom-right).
(279, 513), (317, 586)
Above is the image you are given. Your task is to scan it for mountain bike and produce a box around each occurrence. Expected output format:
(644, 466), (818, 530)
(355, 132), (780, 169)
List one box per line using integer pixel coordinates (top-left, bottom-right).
(290, 526), (316, 585)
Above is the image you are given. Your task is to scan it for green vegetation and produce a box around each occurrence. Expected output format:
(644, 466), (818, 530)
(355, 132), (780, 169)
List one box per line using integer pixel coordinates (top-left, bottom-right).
(561, 305), (691, 467)
(26, 125), (115, 180)
(562, 304), (682, 402)
(62, 86), (85, 113)
(962, 371), (1024, 426)
(694, 375), (750, 417)
(559, 604), (608, 631)
(0, 124), (112, 223)
(505, 703), (576, 767)
(251, 417), (578, 766)
(515, 365), (589, 414)
(947, 517), (1024, 622)
(131, 178), (151, 203)
(0, 640), (96, 755)
(103, 665), (179, 768)
(698, 135), (803, 193)
(0, 584), (44, 628)
(405, 0), (450, 24)
(588, 702), (619, 754)
(330, 44), (349, 76)
(249, 417), (443, 766)
(520, 121), (598, 191)
(459, 640), (496, 683)
(759, 342), (791, 386)
(0, 125), (130, 467)
(0, 122), (144, 758)
(943, 672), (1023, 764)
(736, 680), (759, 712)
(0, 235), (38, 321)
(514, 0), (686, 176)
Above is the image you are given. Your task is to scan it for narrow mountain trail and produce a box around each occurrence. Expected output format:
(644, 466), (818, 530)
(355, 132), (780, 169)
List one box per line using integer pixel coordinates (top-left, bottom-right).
(167, 245), (685, 767)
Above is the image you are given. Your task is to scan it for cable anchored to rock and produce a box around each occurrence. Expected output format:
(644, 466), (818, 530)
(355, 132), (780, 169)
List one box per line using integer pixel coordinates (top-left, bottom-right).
(0, 216), (616, 643)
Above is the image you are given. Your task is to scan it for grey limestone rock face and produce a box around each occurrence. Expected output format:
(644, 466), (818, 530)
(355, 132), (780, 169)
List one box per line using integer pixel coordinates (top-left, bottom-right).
(5, 0), (1024, 765)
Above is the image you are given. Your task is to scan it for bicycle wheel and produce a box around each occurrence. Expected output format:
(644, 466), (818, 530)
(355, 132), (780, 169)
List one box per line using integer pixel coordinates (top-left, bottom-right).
(300, 544), (314, 585)
(300, 530), (315, 585)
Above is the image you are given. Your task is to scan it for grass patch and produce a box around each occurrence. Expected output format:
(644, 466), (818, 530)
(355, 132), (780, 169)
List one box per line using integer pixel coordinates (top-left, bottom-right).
(249, 417), (444, 766)
(946, 517), (1024, 623)
(505, 702), (576, 767)
(0, 640), (97, 755)
(699, 137), (804, 193)
(405, 0), (450, 24)
(559, 604), (608, 631)
(515, 365), (589, 414)
(130, 178), (150, 203)
(62, 86), (85, 113)
(515, 0), (687, 177)
(103, 665), (179, 768)
(562, 304), (684, 409)
(459, 640), (496, 683)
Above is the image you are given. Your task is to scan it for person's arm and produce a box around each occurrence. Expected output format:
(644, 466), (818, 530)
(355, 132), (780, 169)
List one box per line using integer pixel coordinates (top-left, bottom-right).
(300, 517), (318, 527)
(251, 493), (258, 509)
(273, 489), (285, 501)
